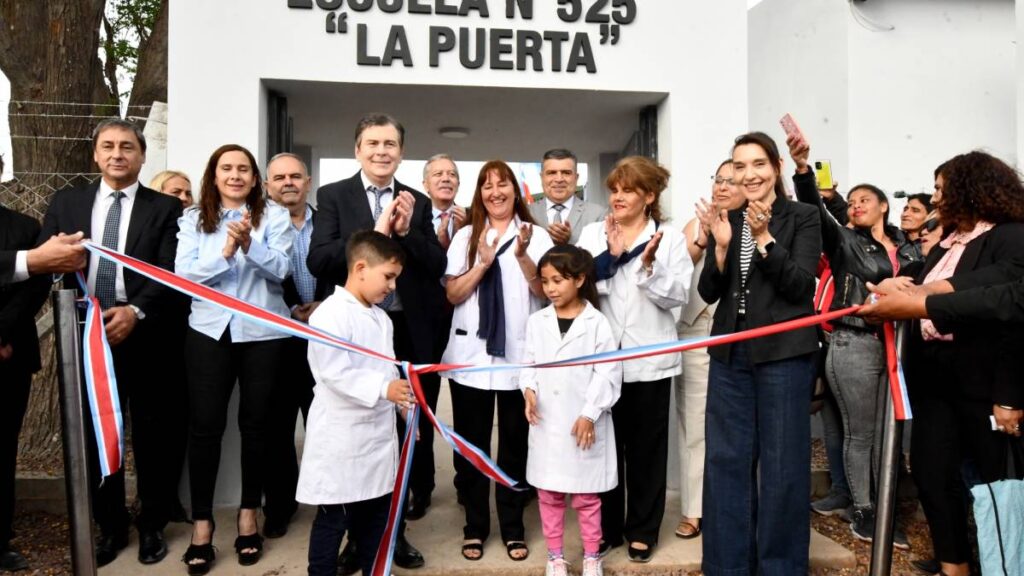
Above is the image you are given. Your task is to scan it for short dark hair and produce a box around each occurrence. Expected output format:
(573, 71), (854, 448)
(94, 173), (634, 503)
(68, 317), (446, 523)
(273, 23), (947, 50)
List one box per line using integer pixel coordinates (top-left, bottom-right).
(847, 183), (890, 225)
(906, 193), (932, 212)
(346, 230), (406, 271)
(542, 148), (578, 170)
(354, 113), (405, 148)
(91, 118), (147, 153)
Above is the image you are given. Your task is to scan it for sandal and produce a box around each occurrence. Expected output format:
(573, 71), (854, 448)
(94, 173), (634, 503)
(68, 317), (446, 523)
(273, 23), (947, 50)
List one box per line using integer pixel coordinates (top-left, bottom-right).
(505, 540), (529, 561)
(461, 539), (484, 561)
(182, 520), (216, 576)
(235, 510), (263, 566)
(675, 518), (702, 539)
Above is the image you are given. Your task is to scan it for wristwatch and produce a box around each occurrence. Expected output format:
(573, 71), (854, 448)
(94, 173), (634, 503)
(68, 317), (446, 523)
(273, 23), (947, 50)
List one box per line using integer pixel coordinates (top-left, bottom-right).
(129, 304), (145, 320)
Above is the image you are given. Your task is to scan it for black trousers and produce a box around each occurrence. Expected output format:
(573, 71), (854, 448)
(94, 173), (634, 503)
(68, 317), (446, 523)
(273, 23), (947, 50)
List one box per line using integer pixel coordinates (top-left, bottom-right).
(185, 328), (285, 520)
(84, 323), (189, 535)
(0, 367), (31, 549)
(600, 377), (670, 547)
(263, 336), (315, 525)
(449, 380), (528, 542)
(307, 494), (391, 576)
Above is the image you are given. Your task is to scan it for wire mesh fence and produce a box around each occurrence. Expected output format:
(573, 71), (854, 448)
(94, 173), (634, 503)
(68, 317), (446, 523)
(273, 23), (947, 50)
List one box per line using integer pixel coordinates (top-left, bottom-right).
(0, 173), (101, 221)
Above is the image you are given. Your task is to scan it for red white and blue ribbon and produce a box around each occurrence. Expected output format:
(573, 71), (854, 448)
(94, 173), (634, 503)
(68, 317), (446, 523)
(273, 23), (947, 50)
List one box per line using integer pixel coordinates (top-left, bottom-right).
(883, 321), (913, 421)
(79, 241), (877, 574)
(75, 271), (124, 478)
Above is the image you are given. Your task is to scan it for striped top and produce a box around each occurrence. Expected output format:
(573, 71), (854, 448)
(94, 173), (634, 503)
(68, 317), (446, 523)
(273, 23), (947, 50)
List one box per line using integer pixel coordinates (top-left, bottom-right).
(738, 219), (755, 314)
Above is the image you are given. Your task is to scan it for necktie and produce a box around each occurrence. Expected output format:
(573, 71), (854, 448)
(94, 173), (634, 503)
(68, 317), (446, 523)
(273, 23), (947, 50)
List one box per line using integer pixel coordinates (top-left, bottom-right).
(369, 186), (396, 310)
(552, 203), (566, 224)
(95, 191), (125, 309)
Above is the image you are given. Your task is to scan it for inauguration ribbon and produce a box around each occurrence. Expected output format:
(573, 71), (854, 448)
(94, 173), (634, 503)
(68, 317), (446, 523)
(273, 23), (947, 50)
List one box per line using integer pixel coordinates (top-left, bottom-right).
(78, 240), (908, 575)
(75, 271), (125, 478)
(883, 321), (913, 421)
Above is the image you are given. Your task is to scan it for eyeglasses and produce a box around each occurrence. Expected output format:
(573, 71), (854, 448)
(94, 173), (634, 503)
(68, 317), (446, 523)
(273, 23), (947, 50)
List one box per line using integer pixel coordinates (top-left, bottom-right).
(712, 176), (736, 186)
(922, 219), (941, 233)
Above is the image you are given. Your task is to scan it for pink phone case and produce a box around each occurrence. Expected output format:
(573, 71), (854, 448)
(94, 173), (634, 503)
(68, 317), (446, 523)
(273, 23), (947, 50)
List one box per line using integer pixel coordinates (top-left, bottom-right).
(780, 113), (804, 140)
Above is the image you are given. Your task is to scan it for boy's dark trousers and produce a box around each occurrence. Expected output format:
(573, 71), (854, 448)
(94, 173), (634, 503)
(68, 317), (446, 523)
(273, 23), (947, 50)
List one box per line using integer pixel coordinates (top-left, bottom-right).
(308, 493), (391, 576)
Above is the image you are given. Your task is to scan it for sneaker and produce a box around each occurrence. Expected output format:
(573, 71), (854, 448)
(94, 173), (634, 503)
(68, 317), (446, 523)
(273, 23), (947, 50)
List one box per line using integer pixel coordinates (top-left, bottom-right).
(811, 489), (852, 517)
(892, 525), (910, 550)
(545, 557), (570, 576)
(850, 506), (875, 542)
(582, 557), (604, 576)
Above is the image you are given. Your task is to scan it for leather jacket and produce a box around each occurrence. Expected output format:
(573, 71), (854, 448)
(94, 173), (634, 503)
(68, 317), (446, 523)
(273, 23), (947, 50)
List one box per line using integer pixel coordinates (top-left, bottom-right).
(795, 177), (923, 332)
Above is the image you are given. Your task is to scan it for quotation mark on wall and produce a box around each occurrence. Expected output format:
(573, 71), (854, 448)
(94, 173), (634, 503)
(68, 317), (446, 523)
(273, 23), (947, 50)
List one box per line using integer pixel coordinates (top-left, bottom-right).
(326, 11), (348, 34)
(599, 24), (621, 45)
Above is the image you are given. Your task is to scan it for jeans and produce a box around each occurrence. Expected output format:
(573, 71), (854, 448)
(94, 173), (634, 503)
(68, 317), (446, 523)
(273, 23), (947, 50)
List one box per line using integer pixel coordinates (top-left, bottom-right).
(819, 380), (850, 497)
(702, 340), (816, 576)
(825, 328), (886, 509)
(307, 494), (390, 576)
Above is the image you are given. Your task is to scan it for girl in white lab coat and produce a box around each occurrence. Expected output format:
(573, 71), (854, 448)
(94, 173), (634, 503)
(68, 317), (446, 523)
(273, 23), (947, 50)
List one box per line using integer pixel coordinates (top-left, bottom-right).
(521, 245), (622, 576)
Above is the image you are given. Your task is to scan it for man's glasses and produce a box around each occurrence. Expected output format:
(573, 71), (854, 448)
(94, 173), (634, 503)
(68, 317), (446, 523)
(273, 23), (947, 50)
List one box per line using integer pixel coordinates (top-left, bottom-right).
(712, 176), (736, 186)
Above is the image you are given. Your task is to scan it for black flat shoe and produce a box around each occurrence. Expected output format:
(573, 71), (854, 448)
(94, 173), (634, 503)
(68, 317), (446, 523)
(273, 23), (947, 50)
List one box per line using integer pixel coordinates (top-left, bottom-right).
(406, 494), (431, 521)
(393, 535), (425, 569)
(138, 528), (168, 564)
(95, 532), (129, 567)
(337, 540), (359, 576)
(0, 549), (29, 572)
(597, 540), (621, 558)
(263, 517), (289, 539)
(627, 542), (653, 563)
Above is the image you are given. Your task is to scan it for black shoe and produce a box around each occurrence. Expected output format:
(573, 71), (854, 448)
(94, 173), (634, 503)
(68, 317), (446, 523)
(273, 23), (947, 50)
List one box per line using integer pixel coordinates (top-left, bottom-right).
(95, 532), (129, 567)
(406, 494), (431, 521)
(850, 506), (875, 542)
(393, 535), (425, 569)
(263, 517), (289, 539)
(0, 549), (30, 572)
(627, 542), (654, 563)
(911, 558), (941, 574)
(337, 540), (360, 576)
(138, 529), (168, 564)
(597, 540), (621, 558)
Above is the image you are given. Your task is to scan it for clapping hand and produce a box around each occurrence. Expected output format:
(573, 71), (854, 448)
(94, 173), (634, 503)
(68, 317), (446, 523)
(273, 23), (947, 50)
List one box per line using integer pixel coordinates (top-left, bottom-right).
(514, 223), (533, 258)
(391, 191), (415, 237)
(477, 226), (499, 267)
(226, 211), (253, 253)
(604, 214), (625, 257)
(745, 200), (772, 238)
(640, 230), (663, 272)
(547, 221), (572, 245)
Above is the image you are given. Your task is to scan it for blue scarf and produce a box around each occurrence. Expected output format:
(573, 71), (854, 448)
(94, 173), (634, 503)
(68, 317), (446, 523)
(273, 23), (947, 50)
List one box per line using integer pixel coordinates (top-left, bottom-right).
(477, 236), (517, 357)
(593, 222), (660, 280)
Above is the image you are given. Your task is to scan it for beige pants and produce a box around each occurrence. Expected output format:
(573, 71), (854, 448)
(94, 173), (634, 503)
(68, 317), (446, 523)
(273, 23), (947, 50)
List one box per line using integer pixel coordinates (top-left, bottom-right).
(673, 309), (712, 518)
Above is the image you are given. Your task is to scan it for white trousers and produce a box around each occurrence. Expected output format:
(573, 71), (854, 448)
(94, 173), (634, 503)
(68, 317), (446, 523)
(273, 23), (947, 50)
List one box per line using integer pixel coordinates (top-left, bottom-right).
(673, 309), (712, 518)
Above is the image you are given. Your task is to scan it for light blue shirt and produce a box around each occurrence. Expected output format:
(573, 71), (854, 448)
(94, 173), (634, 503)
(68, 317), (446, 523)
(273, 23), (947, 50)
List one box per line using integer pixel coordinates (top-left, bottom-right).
(175, 203), (294, 342)
(290, 204), (317, 305)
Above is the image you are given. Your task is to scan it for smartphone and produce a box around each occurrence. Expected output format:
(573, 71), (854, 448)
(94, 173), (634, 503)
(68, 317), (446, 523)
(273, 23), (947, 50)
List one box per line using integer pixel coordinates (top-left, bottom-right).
(779, 113), (804, 141)
(814, 160), (834, 190)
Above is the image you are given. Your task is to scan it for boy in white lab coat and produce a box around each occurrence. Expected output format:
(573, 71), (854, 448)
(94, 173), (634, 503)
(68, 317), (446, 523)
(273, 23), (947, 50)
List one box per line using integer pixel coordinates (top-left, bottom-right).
(298, 230), (416, 576)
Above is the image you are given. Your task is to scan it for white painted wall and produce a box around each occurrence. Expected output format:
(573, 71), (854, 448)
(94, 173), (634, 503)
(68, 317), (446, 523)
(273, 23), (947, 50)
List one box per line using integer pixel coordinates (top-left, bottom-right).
(750, 0), (1017, 205)
(1018, 0), (1024, 165)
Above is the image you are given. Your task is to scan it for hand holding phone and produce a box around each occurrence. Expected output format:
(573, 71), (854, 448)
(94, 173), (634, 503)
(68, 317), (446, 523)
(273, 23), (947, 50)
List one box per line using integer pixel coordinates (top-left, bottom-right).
(780, 113), (804, 142)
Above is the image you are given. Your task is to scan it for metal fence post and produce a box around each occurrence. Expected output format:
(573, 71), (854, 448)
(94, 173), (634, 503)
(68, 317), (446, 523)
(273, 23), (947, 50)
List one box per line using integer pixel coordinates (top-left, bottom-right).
(52, 289), (96, 576)
(870, 323), (906, 576)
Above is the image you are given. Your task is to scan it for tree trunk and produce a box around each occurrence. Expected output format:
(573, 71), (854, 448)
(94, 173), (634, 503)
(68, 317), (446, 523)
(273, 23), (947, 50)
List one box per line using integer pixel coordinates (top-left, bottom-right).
(0, 0), (114, 188)
(127, 0), (167, 128)
(0, 0), (112, 463)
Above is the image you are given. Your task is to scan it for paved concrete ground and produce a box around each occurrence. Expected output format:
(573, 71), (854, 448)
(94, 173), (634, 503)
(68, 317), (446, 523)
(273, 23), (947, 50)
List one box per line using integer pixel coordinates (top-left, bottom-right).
(100, 380), (855, 575)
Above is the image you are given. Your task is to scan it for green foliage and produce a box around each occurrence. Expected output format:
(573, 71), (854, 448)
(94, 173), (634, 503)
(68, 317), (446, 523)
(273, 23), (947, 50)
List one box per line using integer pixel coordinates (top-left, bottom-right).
(107, 0), (161, 76)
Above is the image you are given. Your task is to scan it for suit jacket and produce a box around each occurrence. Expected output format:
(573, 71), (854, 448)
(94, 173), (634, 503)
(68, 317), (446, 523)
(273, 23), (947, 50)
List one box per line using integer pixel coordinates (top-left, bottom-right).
(698, 186), (822, 365)
(0, 207), (52, 373)
(307, 172), (447, 363)
(928, 276), (1024, 326)
(529, 198), (605, 244)
(907, 222), (1024, 408)
(283, 205), (331, 309)
(39, 182), (183, 323)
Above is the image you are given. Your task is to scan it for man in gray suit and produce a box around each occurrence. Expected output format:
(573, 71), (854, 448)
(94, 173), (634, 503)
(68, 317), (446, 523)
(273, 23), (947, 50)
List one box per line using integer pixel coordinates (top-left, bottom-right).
(528, 148), (605, 244)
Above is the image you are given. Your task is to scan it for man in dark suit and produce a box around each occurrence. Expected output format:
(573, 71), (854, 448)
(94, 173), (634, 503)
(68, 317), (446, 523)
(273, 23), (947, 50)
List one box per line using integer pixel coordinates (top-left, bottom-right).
(528, 148), (606, 244)
(307, 113), (446, 572)
(262, 152), (330, 539)
(38, 119), (185, 567)
(0, 156), (58, 572)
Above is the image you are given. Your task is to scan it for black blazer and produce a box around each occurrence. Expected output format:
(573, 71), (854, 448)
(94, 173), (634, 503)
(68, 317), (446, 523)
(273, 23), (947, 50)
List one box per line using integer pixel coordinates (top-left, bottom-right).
(38, 182), (182, 323)
(698, 185), (822, 364)
(283, 205), (331, 308)
(307, 172), (447, 363)
(907, 222), (1024, 408)
(0, 207), (52, 373)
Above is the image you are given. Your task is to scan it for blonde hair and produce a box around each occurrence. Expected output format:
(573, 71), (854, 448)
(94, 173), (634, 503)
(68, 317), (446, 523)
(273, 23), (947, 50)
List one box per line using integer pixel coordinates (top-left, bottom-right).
(150, 170), (191, 192)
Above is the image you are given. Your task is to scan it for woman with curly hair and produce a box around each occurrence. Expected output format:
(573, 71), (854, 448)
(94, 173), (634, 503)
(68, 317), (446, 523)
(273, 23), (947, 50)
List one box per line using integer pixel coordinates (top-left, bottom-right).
(890, 151), (1024, 576)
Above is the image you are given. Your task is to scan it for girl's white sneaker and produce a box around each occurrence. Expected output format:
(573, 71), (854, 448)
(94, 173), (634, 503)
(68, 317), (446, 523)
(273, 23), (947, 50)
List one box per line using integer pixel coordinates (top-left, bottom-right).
(582, 556), (604, 576)
(545, 557), (570, 576)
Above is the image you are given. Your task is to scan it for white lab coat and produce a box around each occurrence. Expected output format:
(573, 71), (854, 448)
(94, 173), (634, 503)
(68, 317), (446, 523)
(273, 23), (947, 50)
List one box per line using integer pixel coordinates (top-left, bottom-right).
(576, 220), (691, 382)
(297, 287), (399, 505)
(440, 217), (554, 391)
(521, 302), (622, 494)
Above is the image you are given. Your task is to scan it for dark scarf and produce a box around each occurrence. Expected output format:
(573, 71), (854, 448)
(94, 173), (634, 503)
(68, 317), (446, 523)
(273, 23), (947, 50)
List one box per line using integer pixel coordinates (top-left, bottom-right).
(477, 236), (517, 357)
(594, 221), (660, 280)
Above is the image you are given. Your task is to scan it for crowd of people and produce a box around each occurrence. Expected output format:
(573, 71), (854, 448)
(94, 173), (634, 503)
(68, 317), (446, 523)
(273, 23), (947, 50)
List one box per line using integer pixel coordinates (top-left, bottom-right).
(0, 112), (1021, 576)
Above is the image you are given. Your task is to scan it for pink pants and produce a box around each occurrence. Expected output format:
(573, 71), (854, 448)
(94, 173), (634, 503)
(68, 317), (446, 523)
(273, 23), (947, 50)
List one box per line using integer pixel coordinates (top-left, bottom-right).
(537, 489), (602, 556)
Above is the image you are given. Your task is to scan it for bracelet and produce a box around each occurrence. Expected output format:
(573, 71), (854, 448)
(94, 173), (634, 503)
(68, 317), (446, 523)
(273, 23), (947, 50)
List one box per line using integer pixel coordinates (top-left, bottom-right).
(694, 240), (707, 249)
